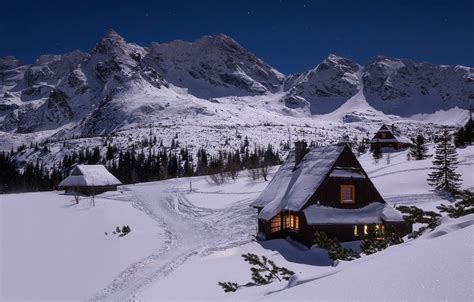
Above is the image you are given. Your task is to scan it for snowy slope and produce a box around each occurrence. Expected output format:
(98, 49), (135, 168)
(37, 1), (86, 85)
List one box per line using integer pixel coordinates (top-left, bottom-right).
(138, 217), (473, 301)
(136, 145), (474, 301)
(0, 191), (166, 300)
(2, 145), (473, 301)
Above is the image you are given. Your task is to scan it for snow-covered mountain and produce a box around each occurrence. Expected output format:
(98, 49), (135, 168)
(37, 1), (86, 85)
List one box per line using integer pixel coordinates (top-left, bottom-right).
(0, 30), (472, 138)
(362, 56), (473, 116)
(143, 34), (284, 98)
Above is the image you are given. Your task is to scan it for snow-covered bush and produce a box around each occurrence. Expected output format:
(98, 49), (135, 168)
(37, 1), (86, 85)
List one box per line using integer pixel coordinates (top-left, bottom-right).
(397, 206), (441, 238)
(437, 190), (474, 218)
(361, 227), (403, 255)
(313, 231), (360, 262)
(218, 253), (294, 293)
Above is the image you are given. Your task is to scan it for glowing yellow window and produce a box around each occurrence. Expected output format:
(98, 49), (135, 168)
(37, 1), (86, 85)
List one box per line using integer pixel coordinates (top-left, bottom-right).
(340, 185), (355, 204)
(290, 214), (299, 230)
(284, 214), (300, 231)
(354, 225), (359, 237)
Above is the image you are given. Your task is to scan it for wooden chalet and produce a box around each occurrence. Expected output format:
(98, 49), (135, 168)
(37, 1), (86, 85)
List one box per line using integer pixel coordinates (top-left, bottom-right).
(370, 124), (411, 150)
(59, 165), (122, 195)
(251, 142), (411, 246)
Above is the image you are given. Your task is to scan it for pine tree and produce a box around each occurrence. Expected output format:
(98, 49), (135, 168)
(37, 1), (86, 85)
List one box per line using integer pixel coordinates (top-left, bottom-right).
(371, 142), (382, 163)
(427, 129), (462, 194)
(454, 111), (473, 147)
(409, 135), (428, 160)
(356, 139), (368, 156)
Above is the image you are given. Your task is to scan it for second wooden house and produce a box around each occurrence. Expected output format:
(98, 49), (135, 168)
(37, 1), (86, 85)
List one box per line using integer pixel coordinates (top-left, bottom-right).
(370, 124), (412, 150)
(251, 142), (411, 246)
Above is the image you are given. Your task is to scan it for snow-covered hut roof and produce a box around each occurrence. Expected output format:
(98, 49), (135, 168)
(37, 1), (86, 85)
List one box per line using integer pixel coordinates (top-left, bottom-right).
(393, 133), (412, 144)
(252, 144), (346, 221)
(303, 202), (404, 225)
(371, 124), (412, 144)
(370, 135), (411, 144)
(59, 165), (122, 187)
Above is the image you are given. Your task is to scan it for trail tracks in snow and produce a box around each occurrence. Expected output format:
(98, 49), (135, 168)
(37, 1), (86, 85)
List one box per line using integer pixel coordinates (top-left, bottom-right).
(88, 178), (258, 301)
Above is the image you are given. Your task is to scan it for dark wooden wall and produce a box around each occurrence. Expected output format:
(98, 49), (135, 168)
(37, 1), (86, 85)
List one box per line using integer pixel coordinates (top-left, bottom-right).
(64, 185), (118, 195)
(303, 146), (385, 210)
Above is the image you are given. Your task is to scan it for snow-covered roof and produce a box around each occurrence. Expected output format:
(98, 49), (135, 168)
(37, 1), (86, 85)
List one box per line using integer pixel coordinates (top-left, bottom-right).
(303, 202), (404, 225)
(59, 165), (122, 187)
(329, 167), (366, 179)
(371, 125), (412, 144)
(370, 135), (411, 144)
(394, 134), (412, 144)
(252, 144), (346, 221)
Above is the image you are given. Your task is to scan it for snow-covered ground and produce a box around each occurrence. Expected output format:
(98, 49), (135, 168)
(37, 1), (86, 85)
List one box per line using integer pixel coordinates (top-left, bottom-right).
(0, 191), (166, 300)
(1, 146), (473, 301)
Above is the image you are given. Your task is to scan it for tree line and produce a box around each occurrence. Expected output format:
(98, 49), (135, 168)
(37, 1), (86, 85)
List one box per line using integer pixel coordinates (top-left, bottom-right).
(0, 139), (281, 194)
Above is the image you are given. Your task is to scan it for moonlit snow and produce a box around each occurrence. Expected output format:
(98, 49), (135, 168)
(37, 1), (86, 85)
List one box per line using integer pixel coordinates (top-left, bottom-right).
(1, 145), (473, 301)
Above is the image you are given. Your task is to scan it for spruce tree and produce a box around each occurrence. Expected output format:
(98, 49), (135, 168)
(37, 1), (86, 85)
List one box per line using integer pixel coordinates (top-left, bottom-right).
(371, 142), (382, 163)
(409, 135), (428, 160)
(427, 129), (461, 194)
(454, 111), (473, 147)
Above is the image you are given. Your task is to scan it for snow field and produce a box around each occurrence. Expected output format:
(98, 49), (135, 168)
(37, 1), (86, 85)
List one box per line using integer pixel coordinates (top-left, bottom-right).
(1, 145), (473, 301)
(0, 191), (166, 300)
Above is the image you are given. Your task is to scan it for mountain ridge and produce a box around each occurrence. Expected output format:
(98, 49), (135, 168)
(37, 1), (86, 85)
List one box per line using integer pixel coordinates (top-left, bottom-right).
(0, 30), (472, 137)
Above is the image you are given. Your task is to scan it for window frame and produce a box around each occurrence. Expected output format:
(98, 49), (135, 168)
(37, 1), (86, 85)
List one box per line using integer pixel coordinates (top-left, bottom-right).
(340, 184), (355, 204)
(283, 213), (300, 231)
(270, 215), (281, 233)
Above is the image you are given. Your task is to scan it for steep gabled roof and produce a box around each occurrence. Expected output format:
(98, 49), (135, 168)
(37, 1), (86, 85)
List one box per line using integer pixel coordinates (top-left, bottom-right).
(252, 144), (346, 221)
(370, 124), (412, 144)
(59, 165), (122, 187)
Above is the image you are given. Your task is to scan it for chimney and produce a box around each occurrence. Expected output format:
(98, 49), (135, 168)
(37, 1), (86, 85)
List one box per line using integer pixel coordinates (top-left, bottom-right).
(294, 141), (308, 168)
(391, 124), (395, 133)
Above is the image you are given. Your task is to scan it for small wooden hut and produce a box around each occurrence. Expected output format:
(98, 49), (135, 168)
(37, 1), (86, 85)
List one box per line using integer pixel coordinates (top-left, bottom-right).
(59, 165), (122, 195)
(370, 124), (412, 150)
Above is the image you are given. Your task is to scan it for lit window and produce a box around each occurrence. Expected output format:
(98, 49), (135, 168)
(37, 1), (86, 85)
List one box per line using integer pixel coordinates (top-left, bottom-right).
(283, 213), (299, 231)
(291, 215), (299, 230)
(340, 185), (355, 204)
(354, 225), (359, 237)
(375, 224), (385, 237)
(364, 225), (368, 235)
(270, 215), (281, 233)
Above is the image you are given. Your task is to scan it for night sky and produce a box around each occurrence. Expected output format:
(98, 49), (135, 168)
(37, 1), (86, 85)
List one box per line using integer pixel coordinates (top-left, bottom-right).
(1, 0), (472, 74)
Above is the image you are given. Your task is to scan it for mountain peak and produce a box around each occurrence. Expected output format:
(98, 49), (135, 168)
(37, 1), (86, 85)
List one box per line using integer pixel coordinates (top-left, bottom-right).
(0, 56), (23, 70)
(93, 29), (127, 55)
(193, 34), (243, 51)
(316, 54), (359, 72)
(105, 29), (125, 42)
(326, 54), (347, 61)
